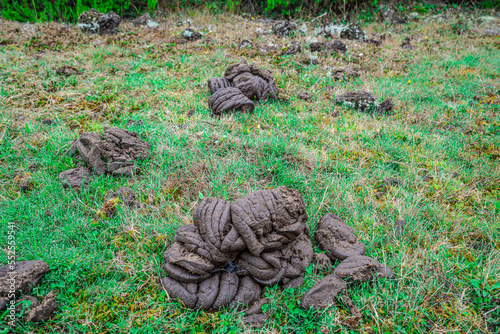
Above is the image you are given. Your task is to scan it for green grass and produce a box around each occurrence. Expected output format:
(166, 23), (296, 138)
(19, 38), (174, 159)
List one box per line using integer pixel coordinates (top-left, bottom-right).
(0, 11), (499, 333)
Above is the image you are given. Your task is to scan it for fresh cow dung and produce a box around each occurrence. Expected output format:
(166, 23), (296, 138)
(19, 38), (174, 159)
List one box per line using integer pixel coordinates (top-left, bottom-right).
(334, 255), (393, 282)
(161, 187), (312, 312)
(59, 127), (150, 188)
(316, 213), (365, 262)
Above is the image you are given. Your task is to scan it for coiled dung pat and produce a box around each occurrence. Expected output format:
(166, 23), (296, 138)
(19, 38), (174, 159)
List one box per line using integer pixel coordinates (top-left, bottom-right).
(161, 187), (313, 311)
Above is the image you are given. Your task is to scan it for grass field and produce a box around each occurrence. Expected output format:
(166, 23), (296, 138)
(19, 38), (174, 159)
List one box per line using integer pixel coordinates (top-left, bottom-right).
(0, 10), (499, 333)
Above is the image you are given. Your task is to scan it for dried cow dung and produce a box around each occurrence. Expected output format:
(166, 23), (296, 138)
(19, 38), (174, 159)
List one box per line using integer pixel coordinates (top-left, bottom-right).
(335, 91), (393, 113)
(333, 255), (393, 282)
(56, 65), (81, 76)
(182, 28), (202, 41)
(105, 186), (140, 208)
(59, 127), (150, 188)
(340, 23), (366, 40)
(310, 40), (348, 54)
(0, 261), (57, 322)
(315, 213), (365, 262)
(300, 274), (347, 310)
(298, 92), (311, 102)
(401, 37), (414, 49)
(208, 87), (255, 115)
(0, 261), (49, 299)
(59, 167), (92, 189)
(98, 11), (121, 35)
(314, 253), (332, 271)
(272, 20), (297, 37)
(208, 77), (233, 95)
(132, 13), (158, 28)
(281, 43), (301, 55)
(77, 8), (103, 33)
(24, 291), (58, 322)
(161, 186), (313, 312)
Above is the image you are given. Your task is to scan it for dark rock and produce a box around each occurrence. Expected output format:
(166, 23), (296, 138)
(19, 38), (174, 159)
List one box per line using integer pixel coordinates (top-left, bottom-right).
(298, 92), (311, 102)
(77, 8), (103, 33)
(281, 43), (301, 56)
(24, 291), (58, 322)
(0, 261), (49, 299)
(333, 255), (393, 282)
(56, 66), (81, 76)
(301, 274), (347, 310)
(272, 21), (297, 37)
(243, 313), (269, 328)
(316, 213), (365, 262)
(98, 11), (121, 35)
(208, 87), (255, 115)
(59, 167), (92, 189)
(182, 28), (202, 41)
(340, 23), (366, 40)
(314, 253), (332, 271)
(105, 186), (140, 208)
(245, 298), (270, 316)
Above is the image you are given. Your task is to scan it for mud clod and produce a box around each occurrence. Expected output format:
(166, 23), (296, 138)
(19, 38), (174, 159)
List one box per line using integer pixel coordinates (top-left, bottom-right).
(162, 187), (312, 311)
(333, 255), (393, 282)
(316, 213), (365, 262)
(300, 274), (347, 310)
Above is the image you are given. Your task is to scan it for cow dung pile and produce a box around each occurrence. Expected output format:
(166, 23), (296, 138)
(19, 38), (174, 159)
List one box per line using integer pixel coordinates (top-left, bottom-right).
(0, 261), (58, 322)
(207, 60), (278, 116)
(301, 214), (393, 310)
(59, 127), (150, 189)
(161, 186), (313, 312)
(77, 8), (121, 35)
